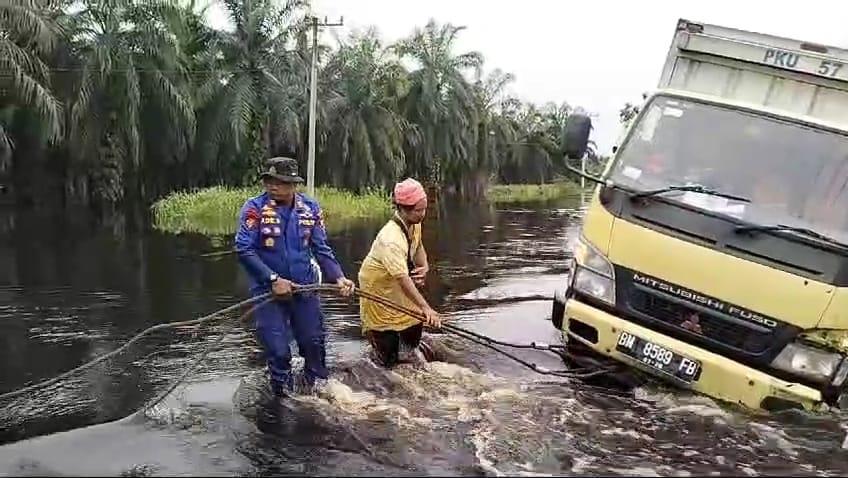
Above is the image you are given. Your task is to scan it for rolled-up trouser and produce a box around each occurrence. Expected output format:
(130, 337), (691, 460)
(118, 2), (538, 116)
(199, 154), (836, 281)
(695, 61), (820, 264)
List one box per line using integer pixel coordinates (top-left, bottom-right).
(253, 292), (328, 394)
(365, 323), (424, 368)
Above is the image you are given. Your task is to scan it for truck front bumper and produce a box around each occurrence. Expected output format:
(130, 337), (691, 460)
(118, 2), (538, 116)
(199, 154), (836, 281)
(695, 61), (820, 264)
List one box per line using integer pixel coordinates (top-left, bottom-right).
(556, 296), (824, 412)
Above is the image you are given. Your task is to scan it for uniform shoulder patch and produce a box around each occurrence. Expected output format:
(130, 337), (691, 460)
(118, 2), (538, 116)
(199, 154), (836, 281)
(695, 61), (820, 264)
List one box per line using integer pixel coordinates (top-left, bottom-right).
(244, 206), (260, 229)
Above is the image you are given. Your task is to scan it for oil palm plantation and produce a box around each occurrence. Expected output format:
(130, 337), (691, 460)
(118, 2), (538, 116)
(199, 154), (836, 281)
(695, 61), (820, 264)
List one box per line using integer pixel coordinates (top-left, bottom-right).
(1, 2), (597, 210)
(319, 28), (410, 192)
(470, 68), (526, 195)
(194, 0), (308, 184)
(0, 0), (64, 164)
(392, 19), (483, 193)
(62, 0), (195, 204)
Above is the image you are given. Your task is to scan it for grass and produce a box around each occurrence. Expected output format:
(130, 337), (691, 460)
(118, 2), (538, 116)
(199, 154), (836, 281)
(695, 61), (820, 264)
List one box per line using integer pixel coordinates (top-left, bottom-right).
(151, 180), (585, 236)
(151, 185), (391, 236)
(485, 181), (584, 203)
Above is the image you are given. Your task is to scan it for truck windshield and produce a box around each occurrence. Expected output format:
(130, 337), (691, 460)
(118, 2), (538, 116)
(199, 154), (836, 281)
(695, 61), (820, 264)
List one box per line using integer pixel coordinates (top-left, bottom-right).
(609, 95), (848, 241)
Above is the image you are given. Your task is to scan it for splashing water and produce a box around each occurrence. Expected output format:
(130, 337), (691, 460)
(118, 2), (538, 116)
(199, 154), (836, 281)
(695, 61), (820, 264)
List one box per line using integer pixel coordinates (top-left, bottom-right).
(4, 199), (848, 476)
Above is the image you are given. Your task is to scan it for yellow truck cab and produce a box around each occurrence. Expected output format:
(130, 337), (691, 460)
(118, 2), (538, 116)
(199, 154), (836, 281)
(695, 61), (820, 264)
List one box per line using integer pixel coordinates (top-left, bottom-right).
(553, 18), (848, 413)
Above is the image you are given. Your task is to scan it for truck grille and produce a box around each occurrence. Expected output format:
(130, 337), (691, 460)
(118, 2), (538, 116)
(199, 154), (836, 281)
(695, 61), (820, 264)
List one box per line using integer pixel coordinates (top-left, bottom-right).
(626, 288), (773, 354)
(614, 267), (797, 360)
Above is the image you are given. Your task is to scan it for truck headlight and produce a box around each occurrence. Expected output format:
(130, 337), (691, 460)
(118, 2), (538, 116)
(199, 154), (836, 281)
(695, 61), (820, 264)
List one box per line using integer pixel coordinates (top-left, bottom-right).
(571, 235), (615, 305)
(771, 342), (844, 384)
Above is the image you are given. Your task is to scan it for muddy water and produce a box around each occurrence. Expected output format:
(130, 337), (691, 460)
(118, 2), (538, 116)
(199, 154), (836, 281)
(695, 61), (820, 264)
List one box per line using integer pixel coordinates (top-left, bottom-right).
(1, 195), (848, 476)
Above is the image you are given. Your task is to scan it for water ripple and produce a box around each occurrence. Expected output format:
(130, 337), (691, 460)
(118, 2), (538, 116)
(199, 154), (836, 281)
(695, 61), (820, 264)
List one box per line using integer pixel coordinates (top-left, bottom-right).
(3, 200), (848, 476)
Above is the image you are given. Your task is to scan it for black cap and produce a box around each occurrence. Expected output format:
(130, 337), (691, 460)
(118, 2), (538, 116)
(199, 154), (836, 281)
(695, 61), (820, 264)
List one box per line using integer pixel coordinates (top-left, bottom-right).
(260, 157), (303, 183)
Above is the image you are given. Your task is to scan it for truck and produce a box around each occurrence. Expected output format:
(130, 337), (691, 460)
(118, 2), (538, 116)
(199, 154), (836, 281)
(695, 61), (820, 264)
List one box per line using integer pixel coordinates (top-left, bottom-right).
(554, 18), (848, 413)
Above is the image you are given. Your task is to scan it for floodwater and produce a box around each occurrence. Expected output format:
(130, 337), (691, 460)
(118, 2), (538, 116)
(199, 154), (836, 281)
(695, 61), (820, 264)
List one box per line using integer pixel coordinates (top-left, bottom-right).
(1, 194), (848, 476)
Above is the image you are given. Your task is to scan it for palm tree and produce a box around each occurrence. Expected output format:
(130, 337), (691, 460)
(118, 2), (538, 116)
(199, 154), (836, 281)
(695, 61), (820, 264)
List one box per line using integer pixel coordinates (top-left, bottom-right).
(194, 0), (307, 184)
(516, 103), (557, 183)
(2, 3), (606, 207)
(392, 19), (482, 191)
(150, 0), (221, 192)
(0, 0), (63, 162)
(493, 101), (569, 184)
(472, 68), (517, 194)
(320, 27), (410, 192)
(63, 0), (195, 203)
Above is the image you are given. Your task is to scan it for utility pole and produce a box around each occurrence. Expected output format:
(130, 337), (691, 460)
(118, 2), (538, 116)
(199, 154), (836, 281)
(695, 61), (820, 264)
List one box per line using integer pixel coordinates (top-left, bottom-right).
(306, 14), (344, 197)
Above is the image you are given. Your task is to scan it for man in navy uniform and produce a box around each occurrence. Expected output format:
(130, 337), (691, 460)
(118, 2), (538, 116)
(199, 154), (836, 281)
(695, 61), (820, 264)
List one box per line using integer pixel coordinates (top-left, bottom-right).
(234, 156), (355, 396)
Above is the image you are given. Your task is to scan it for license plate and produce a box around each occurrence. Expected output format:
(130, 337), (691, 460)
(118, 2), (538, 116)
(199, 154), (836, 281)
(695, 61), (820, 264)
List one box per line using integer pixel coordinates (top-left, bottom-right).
(615, 331), (701, 382)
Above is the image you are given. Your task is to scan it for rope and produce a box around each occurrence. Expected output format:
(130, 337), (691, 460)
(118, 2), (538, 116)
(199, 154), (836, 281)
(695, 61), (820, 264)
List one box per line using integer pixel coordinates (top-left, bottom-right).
(445, 323), (616, 379)
(137, 298), (272, 417)
(0, 281), (613, 407)
(0, 293), (272, 404)
(0, 283), (330, 404)
(349, 285), (618, 378)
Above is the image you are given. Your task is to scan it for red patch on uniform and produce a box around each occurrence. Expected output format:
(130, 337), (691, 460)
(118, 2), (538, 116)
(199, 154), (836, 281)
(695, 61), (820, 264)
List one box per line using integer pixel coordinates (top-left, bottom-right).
(244, 207), (259, 229)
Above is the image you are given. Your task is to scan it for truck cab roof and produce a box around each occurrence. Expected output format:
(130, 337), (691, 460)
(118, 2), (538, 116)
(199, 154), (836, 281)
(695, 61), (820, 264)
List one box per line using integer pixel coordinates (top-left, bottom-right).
(655, 18), (848, 134)
(647, 87), (848, 134)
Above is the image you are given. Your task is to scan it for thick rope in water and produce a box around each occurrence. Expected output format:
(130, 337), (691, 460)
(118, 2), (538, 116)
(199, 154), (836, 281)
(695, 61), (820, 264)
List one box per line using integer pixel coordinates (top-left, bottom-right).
(0, 293), (272, 404)
(1, 281), (607, 407)
(346, 286), (618, 378)
(0, 284), (331, 404)
(136, 297), (272, 418)
(445, 325), (618, 379)
(0, 280), (610, 472)
(223, 283), (610, 378)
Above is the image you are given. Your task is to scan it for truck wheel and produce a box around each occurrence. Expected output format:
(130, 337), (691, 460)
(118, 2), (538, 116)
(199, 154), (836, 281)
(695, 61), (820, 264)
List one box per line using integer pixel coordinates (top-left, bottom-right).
(551, 291), (566, 330)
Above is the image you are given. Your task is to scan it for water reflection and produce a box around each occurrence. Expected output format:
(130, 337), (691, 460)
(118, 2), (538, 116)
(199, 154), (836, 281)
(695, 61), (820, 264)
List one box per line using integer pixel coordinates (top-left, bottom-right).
(4, 193), (847, 476)
(0, 196), (570, 444)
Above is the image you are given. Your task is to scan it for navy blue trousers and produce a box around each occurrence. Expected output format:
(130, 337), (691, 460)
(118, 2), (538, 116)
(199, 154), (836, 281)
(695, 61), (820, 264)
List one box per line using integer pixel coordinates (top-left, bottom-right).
(253, 292), (328, 393)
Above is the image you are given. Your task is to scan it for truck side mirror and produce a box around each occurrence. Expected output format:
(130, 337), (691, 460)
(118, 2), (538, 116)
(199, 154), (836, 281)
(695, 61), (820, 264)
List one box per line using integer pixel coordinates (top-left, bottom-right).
(562, 113), (592, 160)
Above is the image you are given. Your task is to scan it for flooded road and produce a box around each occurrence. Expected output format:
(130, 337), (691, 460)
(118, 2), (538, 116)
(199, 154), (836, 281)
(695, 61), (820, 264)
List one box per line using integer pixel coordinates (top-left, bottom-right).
(1, 195), (848, 476)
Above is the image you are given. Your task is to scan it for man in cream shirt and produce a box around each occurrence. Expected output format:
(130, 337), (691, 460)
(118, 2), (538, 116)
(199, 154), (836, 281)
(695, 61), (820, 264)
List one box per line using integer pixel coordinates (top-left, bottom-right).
(358, 178), (442, 368)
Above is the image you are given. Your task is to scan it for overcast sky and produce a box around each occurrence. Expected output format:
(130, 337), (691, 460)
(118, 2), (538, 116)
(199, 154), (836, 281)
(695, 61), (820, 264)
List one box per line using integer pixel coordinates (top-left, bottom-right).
(206, 0), (848, 154)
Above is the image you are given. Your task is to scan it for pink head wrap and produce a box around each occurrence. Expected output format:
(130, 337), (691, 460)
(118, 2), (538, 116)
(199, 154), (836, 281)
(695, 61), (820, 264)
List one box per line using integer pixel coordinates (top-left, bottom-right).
(393, 178), (427, 206)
